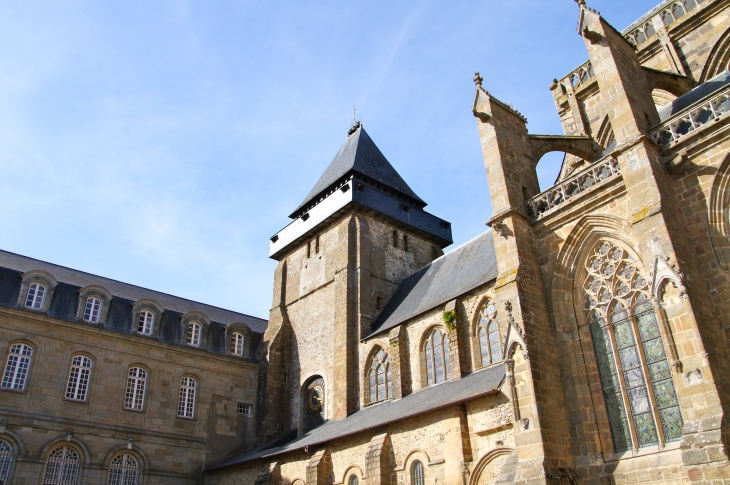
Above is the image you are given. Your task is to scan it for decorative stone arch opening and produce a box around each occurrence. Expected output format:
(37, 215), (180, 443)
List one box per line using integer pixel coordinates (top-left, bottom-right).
(0, 429), (25, 485)
(302, 375), (326, 432)
(38, 434), (91, 485)
(553, 218), (685, 455)
(708, 150), (730, 270)
(400, 449), (430, 485)
(362, 344), (392, 405)
(180, 311), (210, 348)
(338, 465), (364, 485)
(700, 26), (730, 82)
(469, 448), (513, 485)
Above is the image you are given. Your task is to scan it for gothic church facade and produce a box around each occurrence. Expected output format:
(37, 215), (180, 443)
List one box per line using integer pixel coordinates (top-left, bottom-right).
(2, 0), (730, 484)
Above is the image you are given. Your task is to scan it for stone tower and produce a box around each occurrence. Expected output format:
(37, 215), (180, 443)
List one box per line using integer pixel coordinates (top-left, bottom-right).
(255, 123), (453, 444)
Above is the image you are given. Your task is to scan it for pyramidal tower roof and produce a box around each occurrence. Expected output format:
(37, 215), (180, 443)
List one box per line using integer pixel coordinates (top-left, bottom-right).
(270, 122), (452, 260)
(290, 124), (425, 219)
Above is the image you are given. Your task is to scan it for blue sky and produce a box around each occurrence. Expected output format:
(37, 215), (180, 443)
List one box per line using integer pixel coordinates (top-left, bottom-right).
(0, 1), (660, 319)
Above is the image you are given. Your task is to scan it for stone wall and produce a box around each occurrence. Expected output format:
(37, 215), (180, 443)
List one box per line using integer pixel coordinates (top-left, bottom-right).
(0, 306), (257, 485)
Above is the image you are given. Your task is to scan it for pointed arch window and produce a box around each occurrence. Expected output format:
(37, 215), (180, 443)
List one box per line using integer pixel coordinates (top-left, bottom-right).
(0, 439), (13, 484)
(583, 240), (682, 451)
(367, 348), (392, 404)
(108, 453), (140, 485)
(2, 343), (33, 391)
(43, 445), (80, 485)
(478, 302), (502, 367)
(424, 328), (451, 387)
(25, 283), (46, 310)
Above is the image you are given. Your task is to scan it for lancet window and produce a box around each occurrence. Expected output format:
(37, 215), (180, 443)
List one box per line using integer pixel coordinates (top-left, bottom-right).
(424, 328), (451, 387)
(478, 302), (502, 367)
(367, 348), (392, 404)
(583, 240), (682, 451)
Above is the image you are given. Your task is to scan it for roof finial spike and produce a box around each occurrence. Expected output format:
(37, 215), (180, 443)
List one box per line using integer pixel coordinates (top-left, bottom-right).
(348, 104), (362, 136)
(575, 0), (587, 7)
(473, 72), (484, 89)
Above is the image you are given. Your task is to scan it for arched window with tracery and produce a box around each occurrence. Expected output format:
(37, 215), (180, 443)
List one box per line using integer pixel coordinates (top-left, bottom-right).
(0, 439), (13, 484)
(424, 328), (451, 387)
(43, 445), (80, 485)
(583, 240), (683, 451)
(108, 453), (140, 485)
(478, 301), (502, 368)
(367, 348), (392, 404)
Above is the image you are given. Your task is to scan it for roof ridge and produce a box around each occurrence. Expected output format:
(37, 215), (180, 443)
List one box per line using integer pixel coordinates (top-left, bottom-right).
(0, 249), (267, 322)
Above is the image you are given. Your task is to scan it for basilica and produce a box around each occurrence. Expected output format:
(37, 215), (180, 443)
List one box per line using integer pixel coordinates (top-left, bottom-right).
(2, 0), (730, 484)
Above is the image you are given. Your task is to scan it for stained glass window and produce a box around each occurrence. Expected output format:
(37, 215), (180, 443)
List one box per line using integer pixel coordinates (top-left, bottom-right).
(583, 240), (682, 451)
(368, 348), (392, 404)
(424, 329), (451, 387)
(478, 303), (502, 368)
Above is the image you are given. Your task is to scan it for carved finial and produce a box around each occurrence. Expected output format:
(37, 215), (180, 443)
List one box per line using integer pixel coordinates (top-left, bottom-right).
(473, 71), (484, 89)
(575, 0), (586, 7)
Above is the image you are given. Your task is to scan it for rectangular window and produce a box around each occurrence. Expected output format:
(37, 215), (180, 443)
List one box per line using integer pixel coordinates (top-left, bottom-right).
(2, 344), (33, 391)
(187, 323), (201, 347)
(137, 311), (153, 334)
(124, 367), (147, 411)
(66, 356), (92, 401)
(84, 297), (101, 323)
(178, 377), (196, 418)
(25, 283), (45, 309)
(238, 403), (252, 415)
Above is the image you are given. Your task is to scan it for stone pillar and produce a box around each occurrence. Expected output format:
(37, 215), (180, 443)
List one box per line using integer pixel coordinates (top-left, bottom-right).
(307, 449), (333, 485)
(256, 261), (293, 445)
(473, 87), (576, 483)
(445, 299), (463, 380)
(365, 433), (393, 485)
(387, 326), (410, 399)
(579, 3), (730, 476)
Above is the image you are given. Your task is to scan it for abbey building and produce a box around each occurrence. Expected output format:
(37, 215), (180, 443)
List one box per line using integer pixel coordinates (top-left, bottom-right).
(2, 0), (730, 483)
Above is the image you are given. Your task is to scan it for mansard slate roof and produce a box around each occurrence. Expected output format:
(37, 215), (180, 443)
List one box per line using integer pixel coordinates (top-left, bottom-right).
(290, 125), (425, 219)
(212, 362), (506, 469)
(366, 230), (497, 338)
(658, 70), (730, 121)
(0, 250), (267, 355)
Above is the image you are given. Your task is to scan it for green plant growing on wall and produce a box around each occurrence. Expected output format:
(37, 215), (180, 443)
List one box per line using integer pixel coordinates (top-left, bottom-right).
(442, 310), (457, 331)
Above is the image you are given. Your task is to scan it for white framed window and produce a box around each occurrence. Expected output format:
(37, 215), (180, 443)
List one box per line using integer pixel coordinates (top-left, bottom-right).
(124, 367), (147, 411)
(65, 356), (92, 401)
(0, 439), (13, 484)
(237, 402), (252, 415)
(230, 332), (244, 356)
(186, 323), (201, 347)
(25, 283), (46, 310)
(137, 311), (154, 335)
(43, 446), (80, 485)
(2, 343), (33, 391)
(177, 376), (196, 418)
(108, 453), (139, 485)
(83, 297), (102, 323)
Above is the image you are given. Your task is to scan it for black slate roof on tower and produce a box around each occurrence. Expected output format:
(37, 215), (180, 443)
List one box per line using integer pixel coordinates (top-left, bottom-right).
(290, 124), (426, 219)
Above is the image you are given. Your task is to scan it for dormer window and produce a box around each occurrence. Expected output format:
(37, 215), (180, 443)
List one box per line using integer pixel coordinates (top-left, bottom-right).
(18, 270), (57, 313)
(77, 285), (112, 324)
(186, 323), (201, 347)
(25, 283), (46, 309)
(138, 311), (154, 335)
(84, 297), (102, 323)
